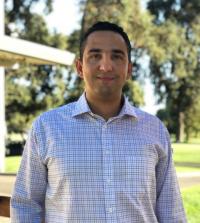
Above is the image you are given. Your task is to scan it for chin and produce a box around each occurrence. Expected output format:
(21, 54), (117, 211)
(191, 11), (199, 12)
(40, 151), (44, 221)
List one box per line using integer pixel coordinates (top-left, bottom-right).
(98, 89), (118, 99)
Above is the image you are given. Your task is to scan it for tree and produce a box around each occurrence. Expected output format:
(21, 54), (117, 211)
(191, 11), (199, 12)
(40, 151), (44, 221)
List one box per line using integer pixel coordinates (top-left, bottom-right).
(148, 0), (200, 25)
(147, 0), (200, 142)
(5, 0), (72, 140)
(5, 0), (53, 33)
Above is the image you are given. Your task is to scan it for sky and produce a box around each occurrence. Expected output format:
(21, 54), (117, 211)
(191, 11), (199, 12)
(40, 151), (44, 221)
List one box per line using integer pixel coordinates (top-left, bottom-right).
(35, 0), (164, 115)
(46, 1), (81, 35)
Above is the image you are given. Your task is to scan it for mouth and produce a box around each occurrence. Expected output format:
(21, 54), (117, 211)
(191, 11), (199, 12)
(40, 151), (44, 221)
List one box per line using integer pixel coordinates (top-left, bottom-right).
(96, 75), (116, 82)
(98, 77), (114, 81)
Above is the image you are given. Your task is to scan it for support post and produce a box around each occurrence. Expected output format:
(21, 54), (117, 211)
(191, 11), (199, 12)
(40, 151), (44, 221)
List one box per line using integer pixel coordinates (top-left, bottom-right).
(0, 68), (6, 172)
(0, 0), (6, 172)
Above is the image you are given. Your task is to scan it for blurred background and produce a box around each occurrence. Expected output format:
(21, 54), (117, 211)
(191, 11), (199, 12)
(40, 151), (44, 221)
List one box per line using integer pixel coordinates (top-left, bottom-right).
(0, 0), (200, 222)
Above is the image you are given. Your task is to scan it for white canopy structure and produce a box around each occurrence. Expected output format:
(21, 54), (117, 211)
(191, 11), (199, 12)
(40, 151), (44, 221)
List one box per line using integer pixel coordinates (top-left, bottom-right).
(0, 35), (75, 67)
(0, 0), (75, 172)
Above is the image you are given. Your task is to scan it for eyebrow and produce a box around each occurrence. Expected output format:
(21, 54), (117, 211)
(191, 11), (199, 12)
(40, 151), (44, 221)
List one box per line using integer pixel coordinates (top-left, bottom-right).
(88, 48), (126, 56)
(112, 49), (126, 56)
(88, 48), (101, 54)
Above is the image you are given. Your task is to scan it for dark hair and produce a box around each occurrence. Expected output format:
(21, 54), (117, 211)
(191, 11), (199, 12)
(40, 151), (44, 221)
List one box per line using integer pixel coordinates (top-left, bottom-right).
(79, 21), (132, 62)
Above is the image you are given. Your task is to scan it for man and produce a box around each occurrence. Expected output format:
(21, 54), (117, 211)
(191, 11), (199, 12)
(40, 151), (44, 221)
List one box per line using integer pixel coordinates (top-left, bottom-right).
(11, 21), (187, 222)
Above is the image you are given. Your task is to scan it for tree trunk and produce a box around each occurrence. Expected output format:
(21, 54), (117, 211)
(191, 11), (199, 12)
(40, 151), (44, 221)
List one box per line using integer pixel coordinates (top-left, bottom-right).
(176, 112), (185, 142)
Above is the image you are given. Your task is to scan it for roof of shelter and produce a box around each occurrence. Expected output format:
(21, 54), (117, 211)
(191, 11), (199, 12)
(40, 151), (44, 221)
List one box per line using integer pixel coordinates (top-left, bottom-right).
(0, 36), (75, 67)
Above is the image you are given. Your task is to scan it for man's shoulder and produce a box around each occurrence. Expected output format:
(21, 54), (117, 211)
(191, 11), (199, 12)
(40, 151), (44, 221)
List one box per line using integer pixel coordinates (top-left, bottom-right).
(34, 101), (77, 124)
(132, 106), (161, 123)
(131, 105), (168, 131)
(130, 106), (170, 147)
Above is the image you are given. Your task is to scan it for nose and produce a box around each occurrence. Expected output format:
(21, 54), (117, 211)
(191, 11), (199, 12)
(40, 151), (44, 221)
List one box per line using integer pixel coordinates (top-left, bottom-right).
(98, 55), (113, 72)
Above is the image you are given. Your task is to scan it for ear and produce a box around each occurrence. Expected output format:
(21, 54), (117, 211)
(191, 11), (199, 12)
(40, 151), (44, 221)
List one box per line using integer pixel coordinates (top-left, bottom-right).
(126, 62), (132, 80)
(75, 59), (83, 78)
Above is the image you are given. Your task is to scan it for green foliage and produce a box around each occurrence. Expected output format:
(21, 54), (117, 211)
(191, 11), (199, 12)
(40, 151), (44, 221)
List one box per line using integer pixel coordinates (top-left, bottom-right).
(5, 0), (75, 137)
(5, 0), (53, 27)
(123, 80), (144, 107)
(148, 0), (200, 25)
(148, 0), (200, 142)
(5, 65), (65, 135)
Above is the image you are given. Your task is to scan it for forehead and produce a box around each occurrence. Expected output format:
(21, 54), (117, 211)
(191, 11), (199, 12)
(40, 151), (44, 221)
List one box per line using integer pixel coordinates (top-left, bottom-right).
(84, 31), (127, 53)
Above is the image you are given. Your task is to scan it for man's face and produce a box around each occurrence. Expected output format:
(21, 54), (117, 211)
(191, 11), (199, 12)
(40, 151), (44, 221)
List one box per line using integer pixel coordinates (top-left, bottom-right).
(76, 31), (132, 100)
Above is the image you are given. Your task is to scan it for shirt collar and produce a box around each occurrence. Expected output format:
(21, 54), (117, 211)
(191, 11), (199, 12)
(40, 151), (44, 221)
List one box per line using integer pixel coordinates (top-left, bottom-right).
(72, 92), (138, 119)
(119, 97), (138, 119)
(72, 93), (91, 117)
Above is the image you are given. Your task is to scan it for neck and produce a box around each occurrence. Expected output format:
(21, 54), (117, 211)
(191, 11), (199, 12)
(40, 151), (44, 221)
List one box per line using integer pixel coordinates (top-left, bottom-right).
(85, 92), (123, 121)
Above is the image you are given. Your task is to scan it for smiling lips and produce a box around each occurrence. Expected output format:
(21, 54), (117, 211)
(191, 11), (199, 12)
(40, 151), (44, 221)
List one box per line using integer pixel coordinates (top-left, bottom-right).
(97, 75), (116, 81)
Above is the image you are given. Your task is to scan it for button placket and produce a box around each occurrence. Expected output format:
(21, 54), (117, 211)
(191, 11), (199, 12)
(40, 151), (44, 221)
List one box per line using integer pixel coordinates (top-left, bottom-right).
(101, 123), (117, 222)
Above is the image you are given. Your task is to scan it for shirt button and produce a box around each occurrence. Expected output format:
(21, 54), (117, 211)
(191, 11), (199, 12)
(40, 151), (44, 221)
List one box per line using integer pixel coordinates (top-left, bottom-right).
(108, 207), (114, 213)
(102, 124), (107, 129)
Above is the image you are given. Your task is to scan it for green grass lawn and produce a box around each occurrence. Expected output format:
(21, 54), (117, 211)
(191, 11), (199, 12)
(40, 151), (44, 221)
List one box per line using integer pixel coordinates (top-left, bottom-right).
(181, 186), (200, 223)
(172, 143), (200, 163)
(5, 156), (22, 173)
(172, 142), (200, 221)
(172, 143), (200, 172)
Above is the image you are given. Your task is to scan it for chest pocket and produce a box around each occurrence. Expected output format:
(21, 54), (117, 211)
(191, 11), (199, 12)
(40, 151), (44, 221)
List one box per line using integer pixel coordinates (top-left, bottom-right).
(114, 145), (158, 193)
(126, 155), (156, 191)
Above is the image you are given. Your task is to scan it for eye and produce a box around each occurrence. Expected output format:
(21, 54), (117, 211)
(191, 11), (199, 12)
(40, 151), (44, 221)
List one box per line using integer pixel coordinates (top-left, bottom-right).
(88, 53), (101, 63)
(90, 53), (101, 59)
(112, 54), (124, 60)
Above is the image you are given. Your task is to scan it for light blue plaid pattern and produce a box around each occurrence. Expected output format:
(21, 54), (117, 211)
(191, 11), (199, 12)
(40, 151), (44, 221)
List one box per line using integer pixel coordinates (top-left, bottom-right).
(11, 93), (187, 222)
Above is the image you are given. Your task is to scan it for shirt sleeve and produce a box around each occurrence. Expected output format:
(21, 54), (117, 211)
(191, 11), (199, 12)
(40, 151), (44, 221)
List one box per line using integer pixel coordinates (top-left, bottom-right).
(10, 119), (47, 223)
(155, 125), (187, 223)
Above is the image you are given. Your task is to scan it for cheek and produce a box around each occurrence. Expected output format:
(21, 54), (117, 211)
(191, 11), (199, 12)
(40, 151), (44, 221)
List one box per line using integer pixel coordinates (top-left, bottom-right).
(83, 65), (97, 77)
(81, 69), (94, 82)
(83, 60), (94, 70)
(118, 66), (129, 76)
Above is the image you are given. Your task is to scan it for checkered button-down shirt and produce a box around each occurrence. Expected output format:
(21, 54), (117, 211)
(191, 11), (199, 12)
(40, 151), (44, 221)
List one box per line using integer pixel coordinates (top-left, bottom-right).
(11, 93), (187, 222)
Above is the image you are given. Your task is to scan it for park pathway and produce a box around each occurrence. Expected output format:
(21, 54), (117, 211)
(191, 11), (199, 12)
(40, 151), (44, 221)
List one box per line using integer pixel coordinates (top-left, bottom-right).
(177, 172), (200, 188)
